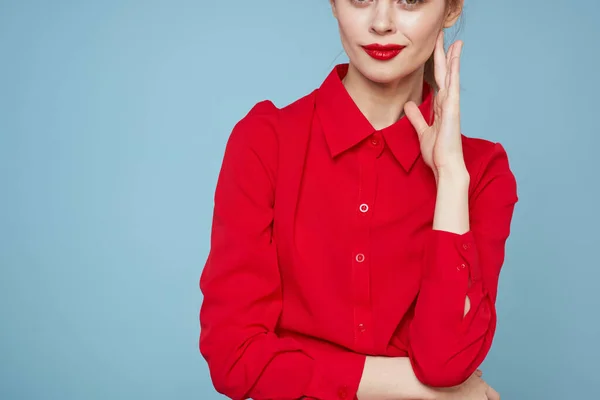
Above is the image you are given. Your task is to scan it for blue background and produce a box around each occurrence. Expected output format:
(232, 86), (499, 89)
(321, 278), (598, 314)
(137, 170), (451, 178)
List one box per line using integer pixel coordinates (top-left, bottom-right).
(1, 1), (598, 399)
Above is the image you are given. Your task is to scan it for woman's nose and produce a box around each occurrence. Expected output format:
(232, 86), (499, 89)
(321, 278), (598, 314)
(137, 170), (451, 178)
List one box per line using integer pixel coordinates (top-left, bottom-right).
(370, 4), (396, 35)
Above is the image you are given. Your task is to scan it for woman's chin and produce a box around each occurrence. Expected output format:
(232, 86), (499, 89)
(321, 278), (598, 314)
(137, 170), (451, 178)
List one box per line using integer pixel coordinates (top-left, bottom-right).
(350, 57), (414, 85)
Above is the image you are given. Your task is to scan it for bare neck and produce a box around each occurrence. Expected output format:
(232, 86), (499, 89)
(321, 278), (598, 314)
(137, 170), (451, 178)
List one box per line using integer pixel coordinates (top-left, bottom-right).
(342, 63), (425, 131)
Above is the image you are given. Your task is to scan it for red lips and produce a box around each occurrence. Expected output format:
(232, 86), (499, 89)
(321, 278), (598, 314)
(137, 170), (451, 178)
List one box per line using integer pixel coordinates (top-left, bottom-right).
(362, 44), (405, 61)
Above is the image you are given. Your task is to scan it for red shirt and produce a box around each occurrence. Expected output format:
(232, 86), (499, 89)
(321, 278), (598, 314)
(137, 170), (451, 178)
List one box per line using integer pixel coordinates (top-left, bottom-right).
(199, 64), (518, 400)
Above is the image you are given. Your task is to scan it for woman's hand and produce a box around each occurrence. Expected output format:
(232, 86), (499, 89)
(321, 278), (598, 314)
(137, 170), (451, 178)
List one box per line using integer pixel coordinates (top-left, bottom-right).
(405, 30), (466, 181)
(355, 357), (498, 400)
(435, 370), (501, 400)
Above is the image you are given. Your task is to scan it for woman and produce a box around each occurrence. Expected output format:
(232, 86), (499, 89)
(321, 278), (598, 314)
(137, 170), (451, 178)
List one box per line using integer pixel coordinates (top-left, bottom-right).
(199, 0), (517, 399)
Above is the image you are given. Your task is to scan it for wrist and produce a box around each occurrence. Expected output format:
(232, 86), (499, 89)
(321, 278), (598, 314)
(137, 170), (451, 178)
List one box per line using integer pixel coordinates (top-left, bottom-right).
(432, 167), (470, 233)
(436, 165), (469, 185)
(357, 357), (440, 400)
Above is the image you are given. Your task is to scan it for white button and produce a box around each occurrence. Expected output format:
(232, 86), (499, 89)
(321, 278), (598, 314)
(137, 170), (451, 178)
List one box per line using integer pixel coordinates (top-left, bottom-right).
(359, 203), (369, 213)
(355, 253), (365, 263)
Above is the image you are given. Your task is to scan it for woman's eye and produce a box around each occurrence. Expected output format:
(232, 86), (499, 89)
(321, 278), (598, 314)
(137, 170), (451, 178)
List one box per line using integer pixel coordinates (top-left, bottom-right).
(350, 0), (424, 8)
(399, 0), (424, 9)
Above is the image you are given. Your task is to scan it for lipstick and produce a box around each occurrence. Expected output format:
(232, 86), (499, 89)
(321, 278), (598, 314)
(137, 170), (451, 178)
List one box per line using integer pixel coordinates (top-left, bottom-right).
(362, 44), (405, 61)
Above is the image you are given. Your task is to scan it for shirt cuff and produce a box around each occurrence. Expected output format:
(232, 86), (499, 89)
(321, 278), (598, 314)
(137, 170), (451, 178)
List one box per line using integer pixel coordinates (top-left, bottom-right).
(305, 349), (366, 400)
(422, 229), (481, 283)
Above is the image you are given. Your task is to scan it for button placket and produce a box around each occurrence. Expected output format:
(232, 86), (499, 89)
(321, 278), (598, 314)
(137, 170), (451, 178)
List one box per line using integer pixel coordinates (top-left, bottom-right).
(351, 143), (377, 352)
(368, 133), (384, 157)
(357, 323), (366, 333)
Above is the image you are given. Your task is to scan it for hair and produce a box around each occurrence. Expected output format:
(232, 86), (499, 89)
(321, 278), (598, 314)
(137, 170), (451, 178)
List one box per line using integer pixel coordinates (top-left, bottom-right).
(424, 0), (464, 92)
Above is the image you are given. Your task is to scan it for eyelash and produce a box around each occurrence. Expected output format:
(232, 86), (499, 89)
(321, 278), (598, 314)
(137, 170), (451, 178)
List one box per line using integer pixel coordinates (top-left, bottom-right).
(350, 0), (426, 11)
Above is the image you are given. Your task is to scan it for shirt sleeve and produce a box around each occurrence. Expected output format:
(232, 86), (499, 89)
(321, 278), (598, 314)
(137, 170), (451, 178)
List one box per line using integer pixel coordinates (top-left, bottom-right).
(199, 102), (366, 400)
(407, 142), (519, 387)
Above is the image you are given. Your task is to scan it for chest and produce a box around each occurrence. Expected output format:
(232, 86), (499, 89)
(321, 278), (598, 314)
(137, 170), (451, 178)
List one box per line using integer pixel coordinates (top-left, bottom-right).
(294, 130), (437, 254)
(275, 134), (437, 290)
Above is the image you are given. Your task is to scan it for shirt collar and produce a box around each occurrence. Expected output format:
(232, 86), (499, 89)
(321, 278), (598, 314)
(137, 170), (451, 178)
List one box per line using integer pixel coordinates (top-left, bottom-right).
(315, 63), (434, 172)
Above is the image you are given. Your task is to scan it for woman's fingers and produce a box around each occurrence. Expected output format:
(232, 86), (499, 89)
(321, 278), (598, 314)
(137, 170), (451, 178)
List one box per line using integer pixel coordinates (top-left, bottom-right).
(446, 38), (456, 70)
(450, 41), (462, 100)
(433, 30), (464, 97)
(433, 30), (447, 90)
(444, 41), (457, 92)
(404, 101), (429, 137)
(486, 385), (501, 400)
(444, 40), (462, 118)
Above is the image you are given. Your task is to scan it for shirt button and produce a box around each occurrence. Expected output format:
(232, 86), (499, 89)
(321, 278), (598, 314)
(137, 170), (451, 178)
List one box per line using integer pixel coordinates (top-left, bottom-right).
(358, 323), (366, 333)
(355, 253), (365, 263)
(462, 243), (471, 250)
(338, 386), (348, 399)
(359, 203), (369, 213)
(370, 137), (380, 146)
(457, 263), (467, 271)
